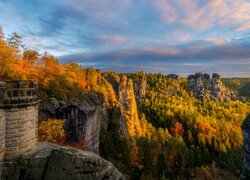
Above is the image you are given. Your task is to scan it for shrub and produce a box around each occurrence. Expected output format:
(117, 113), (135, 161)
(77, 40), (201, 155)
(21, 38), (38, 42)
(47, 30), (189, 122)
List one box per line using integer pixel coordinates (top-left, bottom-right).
(38, 119), (65, 144)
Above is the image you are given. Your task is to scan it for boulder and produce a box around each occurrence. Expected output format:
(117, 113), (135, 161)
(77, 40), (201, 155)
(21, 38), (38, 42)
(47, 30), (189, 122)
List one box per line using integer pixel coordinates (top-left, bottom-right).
(8, 142), (124, 180)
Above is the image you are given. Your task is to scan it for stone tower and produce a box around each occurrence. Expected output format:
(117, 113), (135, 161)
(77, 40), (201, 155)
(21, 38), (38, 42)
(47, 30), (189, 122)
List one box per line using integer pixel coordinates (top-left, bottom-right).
(0, 80), (39, 178)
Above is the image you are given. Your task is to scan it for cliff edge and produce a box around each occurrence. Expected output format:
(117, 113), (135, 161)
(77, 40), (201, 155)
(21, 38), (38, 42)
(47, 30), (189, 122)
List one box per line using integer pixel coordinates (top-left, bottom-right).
(7, 142), (124, 180)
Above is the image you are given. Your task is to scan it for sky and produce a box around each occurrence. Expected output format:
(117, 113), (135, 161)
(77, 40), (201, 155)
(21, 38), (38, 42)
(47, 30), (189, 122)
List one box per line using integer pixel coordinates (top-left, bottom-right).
(1, 0), (250, 77)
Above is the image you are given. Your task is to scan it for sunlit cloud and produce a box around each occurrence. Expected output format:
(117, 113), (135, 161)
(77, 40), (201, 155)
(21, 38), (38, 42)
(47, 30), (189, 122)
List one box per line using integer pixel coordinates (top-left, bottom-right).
(154, 0), (250, 32)
(98, 35), (129, 45)
(154, 0), (177, 23)
(235, 22), (250, 32)
(204, 38), (228, 46)
(143, 48), (179, 55)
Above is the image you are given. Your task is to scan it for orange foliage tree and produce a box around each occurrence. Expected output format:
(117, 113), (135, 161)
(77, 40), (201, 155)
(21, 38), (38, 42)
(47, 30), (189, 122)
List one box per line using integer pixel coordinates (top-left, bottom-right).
(170, 121), (184, 137)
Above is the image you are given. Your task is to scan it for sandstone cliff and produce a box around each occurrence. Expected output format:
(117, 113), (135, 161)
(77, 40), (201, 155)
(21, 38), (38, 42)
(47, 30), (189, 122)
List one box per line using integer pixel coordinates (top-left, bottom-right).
(118, 75), (142, 136)
(132, 72), (147, 99)
(40, 92), (105, 154)
(61, 92), (104, 154)
(7, 142), (124, 180)
(40, 72), (145, 149)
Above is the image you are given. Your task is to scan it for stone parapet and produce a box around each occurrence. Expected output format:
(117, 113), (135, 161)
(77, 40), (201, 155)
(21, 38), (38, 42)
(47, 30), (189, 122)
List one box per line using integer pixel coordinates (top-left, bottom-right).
(0, 80), (39, 108)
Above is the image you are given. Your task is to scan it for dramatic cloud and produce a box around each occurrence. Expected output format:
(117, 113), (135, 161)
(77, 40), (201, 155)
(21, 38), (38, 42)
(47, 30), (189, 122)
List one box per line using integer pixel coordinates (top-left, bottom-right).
(0, 0), (250, 76)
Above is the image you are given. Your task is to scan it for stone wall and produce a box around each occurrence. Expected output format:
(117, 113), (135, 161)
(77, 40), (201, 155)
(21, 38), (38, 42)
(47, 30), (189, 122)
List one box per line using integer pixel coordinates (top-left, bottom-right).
(5, 105), (38, 158)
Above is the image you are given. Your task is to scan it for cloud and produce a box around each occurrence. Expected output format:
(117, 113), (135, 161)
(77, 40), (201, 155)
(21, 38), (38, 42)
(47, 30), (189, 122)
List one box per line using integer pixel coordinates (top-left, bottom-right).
(58, 39), (250, 77)
(98, 35), (128, 45)
(235, 22), (250, 32)
(204, 38), (228, 45)
(154, 0), (250, 32)
(143, 48), (179, 55)
(154, 0), (177, 23)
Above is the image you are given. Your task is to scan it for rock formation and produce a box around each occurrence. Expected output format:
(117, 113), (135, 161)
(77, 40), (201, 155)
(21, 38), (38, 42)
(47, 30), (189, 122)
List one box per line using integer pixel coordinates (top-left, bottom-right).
(167, 74), (179, 80)
(40, 92), (104, 154)
(8, 142), (124, 180)
(132, 73), (147, 99)
(188, 73), (236, 101)
(38, 97), (62, 121)
(39, 73), (145, 153)
(119, 75), (142, 136)
(60, 92), (104, 154)
(242, 114), (250, 179)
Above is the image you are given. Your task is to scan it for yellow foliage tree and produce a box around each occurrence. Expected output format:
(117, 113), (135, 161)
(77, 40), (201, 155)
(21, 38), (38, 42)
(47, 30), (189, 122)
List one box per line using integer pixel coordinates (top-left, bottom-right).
(38, 119), (65, 144)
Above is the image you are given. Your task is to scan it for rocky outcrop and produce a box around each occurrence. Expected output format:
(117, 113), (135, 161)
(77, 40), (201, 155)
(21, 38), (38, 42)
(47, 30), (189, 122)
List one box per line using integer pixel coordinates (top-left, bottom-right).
(167, 74), (179, 80)
(40, 92), (105, 154)
(188, 73), (236, 101)
(39, 73), (144, 153)
(7, 142), (124, 180)
(133, 73), (147, 99)
(242, 114), (250, 179)
(39, 98), (62, 121)
(59, 92), (104, 154)
(119, 75), (142, 136)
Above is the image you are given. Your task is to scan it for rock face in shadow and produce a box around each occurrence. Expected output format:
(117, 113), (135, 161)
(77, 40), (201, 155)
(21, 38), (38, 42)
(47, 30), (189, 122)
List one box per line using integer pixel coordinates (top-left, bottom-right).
(242, 114), (250, 179)
(40, 93), (105, 154)
(59, 93), (104, 154)
(188, 73), (236, 101)
(8, 142), (124, 180)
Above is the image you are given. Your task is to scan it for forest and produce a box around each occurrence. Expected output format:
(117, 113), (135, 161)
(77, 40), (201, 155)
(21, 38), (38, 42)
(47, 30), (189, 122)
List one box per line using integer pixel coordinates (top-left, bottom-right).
(1, 28), (250, 179)
(223, 78), (250, 101)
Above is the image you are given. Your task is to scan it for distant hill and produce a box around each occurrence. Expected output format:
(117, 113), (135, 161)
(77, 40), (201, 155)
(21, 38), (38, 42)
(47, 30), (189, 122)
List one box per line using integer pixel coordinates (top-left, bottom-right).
(222, 78), (250, 100)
